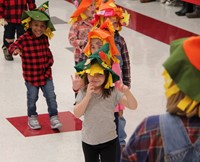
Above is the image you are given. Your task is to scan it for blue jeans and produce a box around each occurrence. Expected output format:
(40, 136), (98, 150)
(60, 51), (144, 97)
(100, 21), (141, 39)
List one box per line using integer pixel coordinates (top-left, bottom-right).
(160, 113), (200, 162)
(118, 116), (127, 146)
(25, 79), (58, 117)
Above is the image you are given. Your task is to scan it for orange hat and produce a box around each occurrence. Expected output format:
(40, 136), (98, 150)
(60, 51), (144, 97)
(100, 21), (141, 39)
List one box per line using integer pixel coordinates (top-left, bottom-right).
(95, 0), (102, 9)
(70, 0), (93, 19)
(98, 0), (116, 11)
(84, 18), (119, 63)
(93, 0), (130, 29)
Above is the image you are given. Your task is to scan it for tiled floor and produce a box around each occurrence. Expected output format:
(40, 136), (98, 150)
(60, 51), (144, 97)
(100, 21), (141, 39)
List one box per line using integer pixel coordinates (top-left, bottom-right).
(0, 0), (199, 161)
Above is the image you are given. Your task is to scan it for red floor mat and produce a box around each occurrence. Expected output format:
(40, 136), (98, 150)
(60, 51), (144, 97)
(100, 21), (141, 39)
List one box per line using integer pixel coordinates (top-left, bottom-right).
(6, 111), (82, 137)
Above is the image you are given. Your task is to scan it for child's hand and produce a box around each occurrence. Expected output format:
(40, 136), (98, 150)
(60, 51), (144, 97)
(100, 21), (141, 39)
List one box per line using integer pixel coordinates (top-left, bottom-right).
(0, 18), (8, 26)
(13, 49), (22, 56)
(117, 82), (129, 94)
(118, 110), (124, 118)
(71, 74), (84, 91)
(86, 83), (95, 98)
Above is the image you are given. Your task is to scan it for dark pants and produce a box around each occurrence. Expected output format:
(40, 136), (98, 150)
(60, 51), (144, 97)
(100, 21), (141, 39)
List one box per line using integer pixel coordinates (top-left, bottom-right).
(82, 138), (117, 162)
(114, 112), (121, 162)
(2, 22), (25, 48)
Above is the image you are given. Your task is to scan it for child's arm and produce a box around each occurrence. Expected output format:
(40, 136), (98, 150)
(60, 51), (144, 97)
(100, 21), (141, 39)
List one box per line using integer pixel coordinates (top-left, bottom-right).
(71, 74), (84, 92)
(121, 37), (131, 88)
(118, 82), (137, 110)
(8, 41), (23, 56)
(8, 33), (25, 55)
(12, 49), (22, 56)
(74, 83), (94, 118)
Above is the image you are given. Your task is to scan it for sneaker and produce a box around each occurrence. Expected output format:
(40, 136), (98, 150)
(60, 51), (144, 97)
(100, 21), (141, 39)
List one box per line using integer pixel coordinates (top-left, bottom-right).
(186, 7), (200, 18)
(50, 115), (62, 129)
(2, 47), (14, 61)
(28, 115), (41, 130)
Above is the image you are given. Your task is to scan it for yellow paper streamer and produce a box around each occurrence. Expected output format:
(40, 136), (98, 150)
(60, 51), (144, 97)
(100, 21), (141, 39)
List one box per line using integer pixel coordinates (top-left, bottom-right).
(105, 73), (113, 89)
(44, 27), (54, 39)
(120, 10), (130, 26)
(186, 100), (199, 113)
(80, 13), (87, 20)
(177, 96), (192, 111)
(163, 69), (200, 116)
(21, 17), (31, 30)
(76, 63), (114, 89)
(165, 84), (180, 98)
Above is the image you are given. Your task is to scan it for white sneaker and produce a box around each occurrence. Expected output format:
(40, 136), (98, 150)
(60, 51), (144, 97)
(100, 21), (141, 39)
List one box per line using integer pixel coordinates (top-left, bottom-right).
(28, 115), (41, 129)
(50, 115), (62, 129)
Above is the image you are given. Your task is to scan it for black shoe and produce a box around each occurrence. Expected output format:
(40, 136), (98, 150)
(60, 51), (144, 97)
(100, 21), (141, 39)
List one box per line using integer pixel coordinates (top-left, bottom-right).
(186, 7), (200, 18)
(175, 2), (193, 16)
(2, 47), (13, 61)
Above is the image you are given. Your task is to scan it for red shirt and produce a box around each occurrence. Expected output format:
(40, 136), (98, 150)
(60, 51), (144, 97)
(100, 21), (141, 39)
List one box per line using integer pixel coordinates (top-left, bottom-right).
(9, 30), (53, 86)
(0, 0), (36, 23)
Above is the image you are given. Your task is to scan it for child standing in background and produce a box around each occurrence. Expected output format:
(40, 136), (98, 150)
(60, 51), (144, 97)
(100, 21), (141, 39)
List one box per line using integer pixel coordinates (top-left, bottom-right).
(0, 0), (36, 61)
(68, 0), (96, 65)
(8, 1), (62, 130)
(93, 0), (131, 155)
(71, 19), (119, 93)
(74, 43), (137, 162)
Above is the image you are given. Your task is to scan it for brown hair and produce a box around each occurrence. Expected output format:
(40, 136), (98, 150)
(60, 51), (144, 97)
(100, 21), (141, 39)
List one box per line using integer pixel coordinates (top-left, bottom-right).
(82, 70), (114, 98)
(167, 90), (200, 118)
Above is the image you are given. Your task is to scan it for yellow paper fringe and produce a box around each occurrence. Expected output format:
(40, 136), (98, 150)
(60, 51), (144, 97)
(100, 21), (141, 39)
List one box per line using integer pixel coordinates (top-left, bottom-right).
(162, 70), (179, 97)
(80, 13), (87, 20)
(76, 63), (114, 89)
(120, 10), (130, 26)
(105, 73), (113, 89)
(165, 84), (180, 98)
(163, 69), (200, 116)
(177, 96), (192, 111)
(21, 17), (31, 30)
(68, 17), (78, 24)
(44, 27), (54, 39)
(186, 100), (199, 113)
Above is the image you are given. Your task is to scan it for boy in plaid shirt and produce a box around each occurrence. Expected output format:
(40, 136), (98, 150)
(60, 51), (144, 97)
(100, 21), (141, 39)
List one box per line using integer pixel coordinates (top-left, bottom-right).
(8, 1), (62, 130)
(0, 0), (36, 61)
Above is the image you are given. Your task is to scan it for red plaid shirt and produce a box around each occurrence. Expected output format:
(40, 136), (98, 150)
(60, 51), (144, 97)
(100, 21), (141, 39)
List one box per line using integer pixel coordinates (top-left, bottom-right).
(0, 0), (36, 23)
(9, 30), (53, 86)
